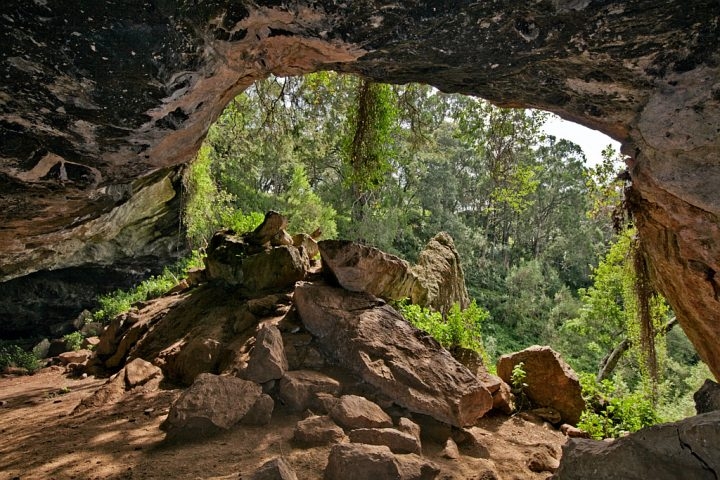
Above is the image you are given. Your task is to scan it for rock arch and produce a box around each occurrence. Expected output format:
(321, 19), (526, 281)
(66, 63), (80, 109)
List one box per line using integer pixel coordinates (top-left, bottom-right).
(1, 1), (719, 378)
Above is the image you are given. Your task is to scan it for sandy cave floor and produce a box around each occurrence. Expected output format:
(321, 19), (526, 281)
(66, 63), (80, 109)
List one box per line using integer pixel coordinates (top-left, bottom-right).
(0, 368), (566, 480)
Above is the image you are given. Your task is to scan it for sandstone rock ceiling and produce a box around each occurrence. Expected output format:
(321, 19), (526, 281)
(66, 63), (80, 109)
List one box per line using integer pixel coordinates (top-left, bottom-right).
(1, 1), (719, 378)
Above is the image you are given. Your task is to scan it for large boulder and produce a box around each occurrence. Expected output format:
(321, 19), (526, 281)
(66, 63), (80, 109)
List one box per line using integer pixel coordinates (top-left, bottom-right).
(205, 231), (309, 294)
(161, 373), (262, 439)
(249, 457), (298, 480)
(295, 284), (493, 427)
(319, 240), (423, 302)
(293, 415), (347, 446)
(553, 411), (720, 479)
(318, 233), (470, 314)
(497, 346), (584, 425)
(694, 379), (720, 414)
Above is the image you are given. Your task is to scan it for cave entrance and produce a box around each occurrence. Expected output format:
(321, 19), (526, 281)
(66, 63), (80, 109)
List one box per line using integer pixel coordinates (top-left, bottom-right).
(181, 72), (708, 423)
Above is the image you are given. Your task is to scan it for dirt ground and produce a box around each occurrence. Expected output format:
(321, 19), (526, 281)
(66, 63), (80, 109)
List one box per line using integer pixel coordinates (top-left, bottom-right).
(0, 368), (567, 480)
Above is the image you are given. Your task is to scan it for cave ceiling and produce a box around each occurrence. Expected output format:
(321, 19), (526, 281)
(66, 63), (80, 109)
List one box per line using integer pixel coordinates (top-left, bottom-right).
(1, 1), (720, 378)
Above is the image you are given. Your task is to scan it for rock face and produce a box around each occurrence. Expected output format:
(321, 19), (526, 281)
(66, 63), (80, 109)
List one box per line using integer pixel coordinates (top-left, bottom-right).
(412, 233), (470, 315)
(319, 234), (469, 314)
(1, 0), (720, 381)
(497, 346), (585, 425)
(295, 283), (493, 427)
(553, 411), (720, 480)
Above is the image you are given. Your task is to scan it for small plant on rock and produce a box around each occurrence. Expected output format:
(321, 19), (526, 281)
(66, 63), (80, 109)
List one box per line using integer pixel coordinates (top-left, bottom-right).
(510, 361), (530, 412)
(62, 332), (84, 351)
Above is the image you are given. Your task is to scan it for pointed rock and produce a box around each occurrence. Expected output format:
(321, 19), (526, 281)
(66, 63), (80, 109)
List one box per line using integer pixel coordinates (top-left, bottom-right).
(244, 324), (288, 384)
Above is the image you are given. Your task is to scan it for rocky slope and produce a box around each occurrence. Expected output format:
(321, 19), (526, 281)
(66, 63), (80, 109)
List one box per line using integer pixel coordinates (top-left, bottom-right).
(1, 0), (719, 380)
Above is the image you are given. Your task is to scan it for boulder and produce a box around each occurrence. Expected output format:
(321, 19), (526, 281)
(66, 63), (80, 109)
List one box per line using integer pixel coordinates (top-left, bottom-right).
(554, 411), (720, 479)
(410, 232), (470, 315)
(349, 427), (422, 454)
(397, 417), (421, 442)
(293, 415), (347, 446)
(278, 370), (341, 411)
(318, 234), (469, 314)
(241, 246), (309, 294)
(295, 284), (493, 427)
(324, 443), (439, 480)
(292, 233), (320, 259)
(694, 379), (720, 414)
(249, 457), (298, 480)
(527, 444), (560, 473)
(441, 438), (460, 459)
(57, 349), (92, 365)
(246, 211), (288, 247)
(161, 373), (262, 439)
(497, 346), (584, 425)
(240, 394), (274, 426)
(243, 324), (288, 384)
(165, 337), (223, 386)
(124, 357), (162, 388)
(205, 231), (309, 293)
(330, 395), (393, 430)
(452, 427), (490, 459)
(319, 240), (423, 302)
(32, 338), (51, 359)
(492, 381), (515, 415)
(47, 338), (70, 357)
(560, 424), (590, 439)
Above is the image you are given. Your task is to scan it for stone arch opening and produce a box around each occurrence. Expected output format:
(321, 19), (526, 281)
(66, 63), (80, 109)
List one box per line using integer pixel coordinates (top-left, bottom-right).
(0, 2), (719, 379)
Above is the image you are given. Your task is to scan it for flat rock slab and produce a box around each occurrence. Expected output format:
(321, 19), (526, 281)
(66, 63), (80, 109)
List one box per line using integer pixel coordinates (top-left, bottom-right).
(330, 395), (393, 430)
(349, 427), (422, 454)
(295, 284), (492, 427)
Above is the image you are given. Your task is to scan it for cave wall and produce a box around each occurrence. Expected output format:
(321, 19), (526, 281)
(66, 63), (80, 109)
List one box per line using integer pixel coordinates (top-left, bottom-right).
(1, 1), (719, 378)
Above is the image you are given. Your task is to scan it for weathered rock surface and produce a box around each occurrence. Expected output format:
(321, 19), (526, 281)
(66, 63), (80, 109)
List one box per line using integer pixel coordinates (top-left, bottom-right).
(249, 457), (298, 480)
(329, 395), (393, 430)
(1, 0), (719, 382)
(694, 379), (720, 414)
(293, 415), (347, 446)
(205, 228), (309, 293)
(553, 411), (720, 480)
(349, 427), (422, 454)
(243, 324), (288, 384)
(295, 284), (493, 427)
(161, 373), (262, 439)
(319, 234), (469, 313)
(497, 346), (585, 425)
(324, 443), (440, 480)
(278, 370), (341, 412)
(319, 240), (423, 303)
(124, 357), (162, 388)
(411, 233), (470, 315)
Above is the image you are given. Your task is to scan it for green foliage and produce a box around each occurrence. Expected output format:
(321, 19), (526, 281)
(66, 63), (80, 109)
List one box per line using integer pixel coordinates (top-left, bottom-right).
(93, 251), (205, 323)
(283, 164), (337, 237)
(511, 362), (527, 391)
(62, 332), (84, 351)
(396, 300), (490, 359)
(0, 342), (40, 373)
(578, 373), (659, 439)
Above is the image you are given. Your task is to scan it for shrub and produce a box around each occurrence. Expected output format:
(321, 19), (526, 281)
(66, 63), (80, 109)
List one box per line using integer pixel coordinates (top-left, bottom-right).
(62, 332), (84, 351)
(395, 300), (490, 361)
(92, 251), (206, 323)
(0, 343), (40, 373)
(577, 372), (659, 439)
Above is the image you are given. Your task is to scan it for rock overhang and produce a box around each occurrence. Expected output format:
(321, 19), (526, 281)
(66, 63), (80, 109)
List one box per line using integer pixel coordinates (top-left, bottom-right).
(1, 1), (720, 378)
